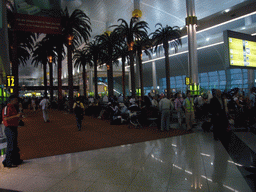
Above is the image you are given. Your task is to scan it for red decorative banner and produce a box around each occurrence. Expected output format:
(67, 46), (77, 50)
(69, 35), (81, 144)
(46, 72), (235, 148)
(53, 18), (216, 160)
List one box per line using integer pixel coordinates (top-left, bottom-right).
(13, 13), (62, 34)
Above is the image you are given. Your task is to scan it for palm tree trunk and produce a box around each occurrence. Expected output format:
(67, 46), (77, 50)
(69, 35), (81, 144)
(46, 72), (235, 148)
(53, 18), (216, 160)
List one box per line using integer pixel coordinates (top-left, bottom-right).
(138, 49), (144, 100)
(57, 43), (63, 109)
(129, 50), (136, 98)
(43, 63), (47, 97)
(49, 62), (53, 101)
(122, 56), (126, 99)
(107, 61), (114, 98)
(67, 44), (73, 113)
(163, 41), (171, 99)
(82, 64), (87, 98)
(93, 57), (98, 99)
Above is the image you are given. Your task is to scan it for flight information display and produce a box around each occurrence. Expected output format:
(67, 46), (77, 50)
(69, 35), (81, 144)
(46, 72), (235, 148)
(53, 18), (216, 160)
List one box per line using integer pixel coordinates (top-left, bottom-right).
(228, 37), (256, 67)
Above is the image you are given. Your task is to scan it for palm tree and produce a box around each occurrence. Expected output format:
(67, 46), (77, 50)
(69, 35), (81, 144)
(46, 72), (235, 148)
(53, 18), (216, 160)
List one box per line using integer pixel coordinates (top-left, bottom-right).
(7, 0), (38, 96)
(134, 36), (153, 99)
(61, 8), (91, 112)
(31, 38), (57, 97)
(73, 48), (93, 98)
(42, 34), (66, 108)
(96, 31), (122, 98)
(112, 17), (149, 98)
(150, 23), (182, 99)
(116, 42), (129, 99)
(87, 40), (103, 99)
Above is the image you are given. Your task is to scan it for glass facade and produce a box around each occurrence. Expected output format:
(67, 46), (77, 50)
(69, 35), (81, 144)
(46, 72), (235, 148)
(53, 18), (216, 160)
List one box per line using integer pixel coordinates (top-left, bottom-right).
(157, 68), (254, 95)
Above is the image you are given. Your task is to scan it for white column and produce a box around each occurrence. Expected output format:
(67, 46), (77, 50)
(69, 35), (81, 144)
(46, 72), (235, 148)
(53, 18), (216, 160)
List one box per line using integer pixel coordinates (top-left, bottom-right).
(89, 70), (93, 92)
(152, 61), (157, 90)
(186, 0), (199, 84)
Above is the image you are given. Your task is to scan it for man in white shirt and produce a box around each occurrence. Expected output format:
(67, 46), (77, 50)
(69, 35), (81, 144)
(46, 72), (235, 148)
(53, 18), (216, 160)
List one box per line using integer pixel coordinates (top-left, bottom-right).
(39, 96), (50, 122)
(159, 94), (172, 131)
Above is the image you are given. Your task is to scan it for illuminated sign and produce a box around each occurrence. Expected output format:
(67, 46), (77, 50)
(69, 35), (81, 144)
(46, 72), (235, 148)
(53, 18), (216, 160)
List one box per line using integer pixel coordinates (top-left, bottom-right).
(185, 77), (190, 85)
(224, 30), (256, 69)
(6, 75), (15, 87)
(229, 37), (256, 67)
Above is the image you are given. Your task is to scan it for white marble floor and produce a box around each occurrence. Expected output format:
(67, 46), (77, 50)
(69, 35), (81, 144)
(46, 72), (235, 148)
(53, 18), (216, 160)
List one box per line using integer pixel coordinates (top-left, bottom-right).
(0, 132), (253, 192)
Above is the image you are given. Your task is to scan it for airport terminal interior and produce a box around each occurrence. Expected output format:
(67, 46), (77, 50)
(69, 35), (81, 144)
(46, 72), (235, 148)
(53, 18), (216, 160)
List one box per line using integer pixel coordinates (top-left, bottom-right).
(0, 0), (256, 191)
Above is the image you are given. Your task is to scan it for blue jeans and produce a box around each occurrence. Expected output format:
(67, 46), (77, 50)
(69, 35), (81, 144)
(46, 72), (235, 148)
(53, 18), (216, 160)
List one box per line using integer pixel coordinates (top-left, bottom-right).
(161, 110), (171, 131)
(3, 126), (20, 166)
(76, 116), (83, 131)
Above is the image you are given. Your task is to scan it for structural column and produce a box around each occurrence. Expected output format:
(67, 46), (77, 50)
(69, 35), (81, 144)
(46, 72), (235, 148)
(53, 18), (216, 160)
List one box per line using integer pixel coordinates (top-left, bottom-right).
(89, 69), (93, 93)
(186, 0), (199, 84)
(152, 61), (157, 90)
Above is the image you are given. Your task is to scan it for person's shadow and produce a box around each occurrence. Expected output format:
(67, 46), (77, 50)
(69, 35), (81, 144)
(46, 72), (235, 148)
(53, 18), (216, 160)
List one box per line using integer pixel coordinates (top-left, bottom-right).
(212, 141), (229, 190)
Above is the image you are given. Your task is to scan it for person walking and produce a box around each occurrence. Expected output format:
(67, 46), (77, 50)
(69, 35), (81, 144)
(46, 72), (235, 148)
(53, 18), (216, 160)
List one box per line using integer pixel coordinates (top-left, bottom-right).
(2, 95), (23, 168)
(210, 89), (228, 140)
(39, 96), (50, 123)
(174, 93), (184, 127)
(73, 97), (85, 131)
(183, 90), (195, 131)
(159, 94), (173, 131)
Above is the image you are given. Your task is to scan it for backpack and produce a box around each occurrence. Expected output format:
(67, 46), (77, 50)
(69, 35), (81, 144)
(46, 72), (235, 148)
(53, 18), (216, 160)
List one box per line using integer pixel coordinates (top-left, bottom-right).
(74, 102), (83, 116)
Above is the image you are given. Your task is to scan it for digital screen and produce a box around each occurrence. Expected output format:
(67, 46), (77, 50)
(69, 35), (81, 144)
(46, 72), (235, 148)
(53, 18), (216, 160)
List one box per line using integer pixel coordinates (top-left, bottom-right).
(229, 37), (256, 67)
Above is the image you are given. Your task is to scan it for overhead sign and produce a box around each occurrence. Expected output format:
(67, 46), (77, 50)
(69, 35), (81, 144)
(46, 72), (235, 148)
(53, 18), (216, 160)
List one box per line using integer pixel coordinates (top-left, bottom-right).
(185, 77), (190, 85)
(224, 30), (256, 69)
(6, 75), (15, 87)
(228, 37), (256, 67)
(13, 13), (61, 34)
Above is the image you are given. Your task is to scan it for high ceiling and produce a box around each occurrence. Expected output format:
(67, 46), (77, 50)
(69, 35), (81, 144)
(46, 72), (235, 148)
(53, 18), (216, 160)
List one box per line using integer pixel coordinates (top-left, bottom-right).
(60, 0), (252, 40)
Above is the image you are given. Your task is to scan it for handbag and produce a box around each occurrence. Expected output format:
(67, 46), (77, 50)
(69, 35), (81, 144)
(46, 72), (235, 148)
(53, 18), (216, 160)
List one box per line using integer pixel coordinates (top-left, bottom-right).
(19, 120), (24, 126)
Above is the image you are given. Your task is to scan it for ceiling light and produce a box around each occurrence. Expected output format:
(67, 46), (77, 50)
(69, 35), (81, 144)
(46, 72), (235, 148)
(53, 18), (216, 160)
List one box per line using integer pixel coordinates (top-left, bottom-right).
(224, 9), (230, 13)
(206, 38), (210, 41)
(241, 27), (245, 30)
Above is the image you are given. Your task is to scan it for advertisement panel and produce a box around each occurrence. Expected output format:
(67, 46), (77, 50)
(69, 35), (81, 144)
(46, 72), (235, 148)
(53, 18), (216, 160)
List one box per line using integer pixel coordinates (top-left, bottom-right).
(224, 30), (256, 69)
(13, 13), (61, 34)
(13, 0), (62, 34)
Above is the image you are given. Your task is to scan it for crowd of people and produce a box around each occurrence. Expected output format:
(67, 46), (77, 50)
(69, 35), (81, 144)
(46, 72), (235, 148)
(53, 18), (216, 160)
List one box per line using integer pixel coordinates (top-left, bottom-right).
(2, 87), (256, 168)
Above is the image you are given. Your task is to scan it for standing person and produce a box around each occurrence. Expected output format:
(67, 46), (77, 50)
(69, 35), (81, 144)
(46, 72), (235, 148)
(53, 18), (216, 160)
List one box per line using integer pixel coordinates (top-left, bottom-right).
(210, 89), (228, 140)
(159, 94), (172, 131)
(174, 93), (184, 127)
(183, 90), (195, 131)
(73, 97), (85, 131)
(31, 97), (36, 111)
(39, 96), (50, 123)
(151, 96), (158, 108)
(2, 95), (23, 168)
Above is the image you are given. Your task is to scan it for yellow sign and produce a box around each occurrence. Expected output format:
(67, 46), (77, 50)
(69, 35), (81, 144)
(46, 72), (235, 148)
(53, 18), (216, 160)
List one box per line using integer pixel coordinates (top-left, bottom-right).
(7, 75), (15, 87)
(229, 37), (256, 67)
(185, 77), (190, 85)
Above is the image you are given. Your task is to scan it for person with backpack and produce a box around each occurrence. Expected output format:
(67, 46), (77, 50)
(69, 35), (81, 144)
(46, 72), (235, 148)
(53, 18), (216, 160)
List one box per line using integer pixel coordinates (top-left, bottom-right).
(73, 97), (85, 131)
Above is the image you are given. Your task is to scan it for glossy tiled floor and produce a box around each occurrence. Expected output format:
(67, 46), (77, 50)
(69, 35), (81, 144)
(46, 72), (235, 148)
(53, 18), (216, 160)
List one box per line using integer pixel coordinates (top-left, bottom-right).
(0, 131), (253, 192)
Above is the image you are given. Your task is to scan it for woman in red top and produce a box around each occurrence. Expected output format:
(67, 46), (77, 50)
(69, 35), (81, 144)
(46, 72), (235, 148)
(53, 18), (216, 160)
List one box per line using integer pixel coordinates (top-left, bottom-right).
(2, 95), (23, 168)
